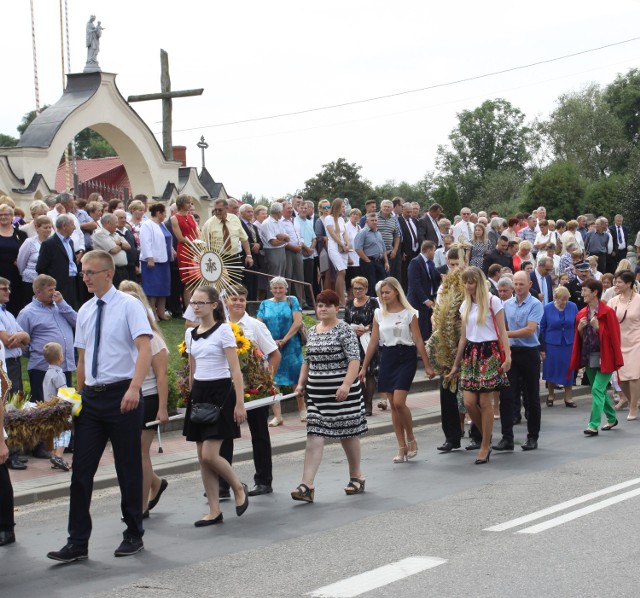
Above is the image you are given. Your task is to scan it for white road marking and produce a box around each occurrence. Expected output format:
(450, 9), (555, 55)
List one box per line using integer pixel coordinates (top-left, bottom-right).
(518, 486), (640, 534)
(306, 556), (447, 598)
(484, 477), (640, 532)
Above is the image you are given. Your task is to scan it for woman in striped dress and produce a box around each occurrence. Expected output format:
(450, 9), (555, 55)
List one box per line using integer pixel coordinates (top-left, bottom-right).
(291, 289), (368, 503)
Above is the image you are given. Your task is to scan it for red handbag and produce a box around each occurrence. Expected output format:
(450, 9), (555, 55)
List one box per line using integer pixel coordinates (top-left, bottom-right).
(489, 302), (507, 362)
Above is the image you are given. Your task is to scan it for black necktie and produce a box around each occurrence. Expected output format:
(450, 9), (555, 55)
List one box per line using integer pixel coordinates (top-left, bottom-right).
(618, 226), (623, 245)
(425, 259), (434, 296)
(91, 299), (105, 379)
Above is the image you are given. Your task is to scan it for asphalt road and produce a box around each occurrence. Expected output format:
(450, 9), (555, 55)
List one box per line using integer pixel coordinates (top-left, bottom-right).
(3, 404), (640, 598)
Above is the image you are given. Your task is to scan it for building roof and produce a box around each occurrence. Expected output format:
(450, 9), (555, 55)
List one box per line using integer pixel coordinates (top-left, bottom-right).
(55, 157), (130, 192)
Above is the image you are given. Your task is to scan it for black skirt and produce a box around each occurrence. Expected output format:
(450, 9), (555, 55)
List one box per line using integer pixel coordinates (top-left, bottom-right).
(183, 378), (239, 442)
(378, 345), (418, 393)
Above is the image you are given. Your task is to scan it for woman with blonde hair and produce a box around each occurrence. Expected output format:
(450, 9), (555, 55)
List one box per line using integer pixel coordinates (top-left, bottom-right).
(360, 277), (434, 462)
(513, 240), (533, 272)
(118, 280), (170, 517)
(450, 267), (511, 464)
(324, 198), (350, 307)
(468, 223), (491, 268)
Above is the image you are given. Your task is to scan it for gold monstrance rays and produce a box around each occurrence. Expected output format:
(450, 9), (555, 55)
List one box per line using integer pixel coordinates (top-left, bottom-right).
(180, 234), (244, 296)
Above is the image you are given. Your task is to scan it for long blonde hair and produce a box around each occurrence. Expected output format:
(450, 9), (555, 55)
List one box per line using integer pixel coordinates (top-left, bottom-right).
(460, 267), (490, 326)
(378, 277), (417, 317)
(329, 198), (344, 232)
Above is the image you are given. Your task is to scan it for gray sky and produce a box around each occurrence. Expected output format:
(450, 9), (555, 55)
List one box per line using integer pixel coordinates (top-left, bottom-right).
(3, 0), (640, 199)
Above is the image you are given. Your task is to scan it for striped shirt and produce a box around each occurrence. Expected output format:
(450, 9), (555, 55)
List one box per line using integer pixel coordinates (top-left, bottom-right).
(376, 213), (400, 252)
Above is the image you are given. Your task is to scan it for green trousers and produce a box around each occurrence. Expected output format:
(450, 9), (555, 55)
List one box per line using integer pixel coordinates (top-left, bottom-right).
(585, 367), (616, 429)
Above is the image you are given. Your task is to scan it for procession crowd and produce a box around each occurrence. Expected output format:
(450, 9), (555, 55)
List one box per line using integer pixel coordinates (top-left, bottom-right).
(1, 190), (639, 562)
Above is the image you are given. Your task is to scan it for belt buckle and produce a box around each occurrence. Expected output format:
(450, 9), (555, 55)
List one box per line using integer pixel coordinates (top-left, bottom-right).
(92, 384), (107, 392)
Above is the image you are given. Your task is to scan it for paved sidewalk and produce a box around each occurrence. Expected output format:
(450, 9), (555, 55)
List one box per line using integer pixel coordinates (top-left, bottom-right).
(11, 381), (593, 506)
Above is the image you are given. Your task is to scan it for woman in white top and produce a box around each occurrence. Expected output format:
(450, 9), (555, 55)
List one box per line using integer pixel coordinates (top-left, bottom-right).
(360, 277), (434, 463)
(183, 286), (249, 527)
(450, 267), (511, 465)
(16, 216), (53, 302)
(345, 208), (361, 299)
(324, 198), (350, 307)
(119, 281), (170, 518)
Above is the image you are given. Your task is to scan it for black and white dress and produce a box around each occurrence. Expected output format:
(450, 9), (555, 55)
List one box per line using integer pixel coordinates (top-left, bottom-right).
(304, 320), (368, 438)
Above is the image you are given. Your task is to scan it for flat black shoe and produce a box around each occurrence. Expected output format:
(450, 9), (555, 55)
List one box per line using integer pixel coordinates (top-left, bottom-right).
(564, 401), (577, 408)
(47, 543), (88, 563)
(235, 483), (249, 517)
(584, 428), (599, 436)
(7, 457), (27, 470)
(0, 531), (16, 546)
(32, 447), (51, 459)
(437, 441), (461, 452)
(521, 438), (538, 451)
(602, 419), (619, 431)
(465, 439), (482, 451)
(194, 513), (223, 527)
(247, 484), (273, 496)
(114, 537), (144, 557)
(147, 479), (168, 511)
(493, 438), (515, 451)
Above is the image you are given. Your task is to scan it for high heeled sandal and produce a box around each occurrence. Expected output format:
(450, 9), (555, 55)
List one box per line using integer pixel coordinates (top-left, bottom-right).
(291, 483), (314, 503)
(407, 439), (418, 459)
(268, 417), (283, 427)
(393, 446), (408, 463)
(344, 478), (366, 495)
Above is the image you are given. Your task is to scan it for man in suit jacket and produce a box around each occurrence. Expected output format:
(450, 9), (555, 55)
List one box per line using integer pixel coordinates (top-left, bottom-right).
(417, 203), (443, 247)
(609, 214), (630, 269)
(239, 204), (263, 301)
(407, 241), (441, 341)
(35, 214), (79, 310)
(398, 203), (420, 292)
(529, 257), (554, 304)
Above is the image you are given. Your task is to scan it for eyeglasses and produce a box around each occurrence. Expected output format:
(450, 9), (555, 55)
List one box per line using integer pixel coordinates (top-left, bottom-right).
(352, 287), (366, 291)
(320, 206), (330, 210)
(189, 301), (214, 306)
(80, 269), (109, 278)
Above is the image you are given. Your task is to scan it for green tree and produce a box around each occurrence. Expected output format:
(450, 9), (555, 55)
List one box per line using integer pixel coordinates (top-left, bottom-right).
(542, 84), (631, 179)
(372, 179), (425, 205)
(582, 175), (626, 220)
(302, 158), (373, 211)
(241, 192), (255, 205)
(436, 98), (534, 205)
(473, 169), (526, 217)
(522, 161), (586, 219)
(619, 147), (640, 233)
(604, 68), (640, 146)
(0, 134), (18, 147)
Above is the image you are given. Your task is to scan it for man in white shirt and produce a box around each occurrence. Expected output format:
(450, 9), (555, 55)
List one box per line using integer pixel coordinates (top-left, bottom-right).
(452, 207), (474, 244)
(220, 287), (281, 496)
(92, 213), (131, 288)
(281, 202), (304, 303)
(259, 203), (289, 280)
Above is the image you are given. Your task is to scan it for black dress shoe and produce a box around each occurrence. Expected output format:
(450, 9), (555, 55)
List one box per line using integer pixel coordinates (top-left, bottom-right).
(437, 441), (461, 452)
(114, 537), (144, 557)
(493, 438), (515, 451)
(7, 457), (27, 470)
(47, 543), (88, 562)
(521, 438), (538, 451)
(247, 484), (273, 496)
(465, 439), (482, 451)
(194, 512), (223, 527)
(236, 483), (249, 517)
(32, 446), (51, 459)
(0, 531), (16, 546)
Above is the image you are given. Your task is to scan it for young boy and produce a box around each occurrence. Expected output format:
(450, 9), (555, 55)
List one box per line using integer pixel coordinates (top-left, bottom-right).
(42, 342), (71, 472)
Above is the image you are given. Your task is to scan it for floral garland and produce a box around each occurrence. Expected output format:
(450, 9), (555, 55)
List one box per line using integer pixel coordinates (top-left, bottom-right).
(177, 322), (277, 407)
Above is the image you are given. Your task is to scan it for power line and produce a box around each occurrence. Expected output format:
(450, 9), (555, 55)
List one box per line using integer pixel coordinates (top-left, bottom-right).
(172, 35), (640, 133)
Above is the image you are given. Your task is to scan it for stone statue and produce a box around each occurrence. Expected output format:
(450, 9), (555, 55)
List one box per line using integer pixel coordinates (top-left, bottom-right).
(83, 15), (104, 73)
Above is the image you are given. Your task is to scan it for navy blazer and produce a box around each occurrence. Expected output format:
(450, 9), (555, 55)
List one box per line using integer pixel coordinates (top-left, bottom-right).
(407, 254), (440, 311)
(529, 270), (553, 303)
(540, 301), (578, 346)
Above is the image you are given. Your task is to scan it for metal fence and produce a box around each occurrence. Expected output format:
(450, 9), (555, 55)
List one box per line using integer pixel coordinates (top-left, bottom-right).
(77, 179), (130, 203)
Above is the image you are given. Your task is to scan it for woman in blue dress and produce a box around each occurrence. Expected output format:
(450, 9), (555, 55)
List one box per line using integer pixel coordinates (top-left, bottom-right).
(257, 276), (305, 425)
(540, 285), (578, 407)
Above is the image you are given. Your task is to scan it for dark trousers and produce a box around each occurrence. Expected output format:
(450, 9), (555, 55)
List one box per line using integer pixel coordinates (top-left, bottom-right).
(302, 258), (315, 306)
(167, 261), (183, 316)
(506, 347), (541, 440)
(390, 252), (402, 281)
(219, 405), (272, 491)
(360, 260), (386, 297)
(5, 357), (23, 394)
(312, 257), (322, 296)
(29, 369), (72, 403)
(68, 382), (143, 545)
(440, 385), (462, 443)
(498, 386), (515, 441)
(0, 463), (14, 532)
(417, 307), (433, 343)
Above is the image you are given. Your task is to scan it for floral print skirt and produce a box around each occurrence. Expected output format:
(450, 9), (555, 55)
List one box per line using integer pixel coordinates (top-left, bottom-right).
(460, 340), (509, 392)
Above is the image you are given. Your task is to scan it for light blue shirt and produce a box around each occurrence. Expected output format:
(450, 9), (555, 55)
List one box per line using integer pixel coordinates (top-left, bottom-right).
(0, 304), (24, 359)
(503, 294), (543, 348)
(16, 298), (77, 371)
(296, 215), (316, 259)
(75, 286), (153, 385)
(56, 231), (78, 277)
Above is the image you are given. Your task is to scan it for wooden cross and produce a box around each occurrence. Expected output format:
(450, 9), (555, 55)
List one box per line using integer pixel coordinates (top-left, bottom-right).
(128, 49), (203, 160)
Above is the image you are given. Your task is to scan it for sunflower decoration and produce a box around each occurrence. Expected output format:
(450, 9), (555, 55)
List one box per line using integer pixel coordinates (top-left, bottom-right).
(230, 322), (251, 355)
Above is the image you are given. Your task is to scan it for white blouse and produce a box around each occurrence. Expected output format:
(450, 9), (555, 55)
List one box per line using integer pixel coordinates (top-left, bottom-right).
(324, 215), (346, 250)
(374, 308), (417, 347)
(460, 294), (503, 343)
(185, 323), (237, 381)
